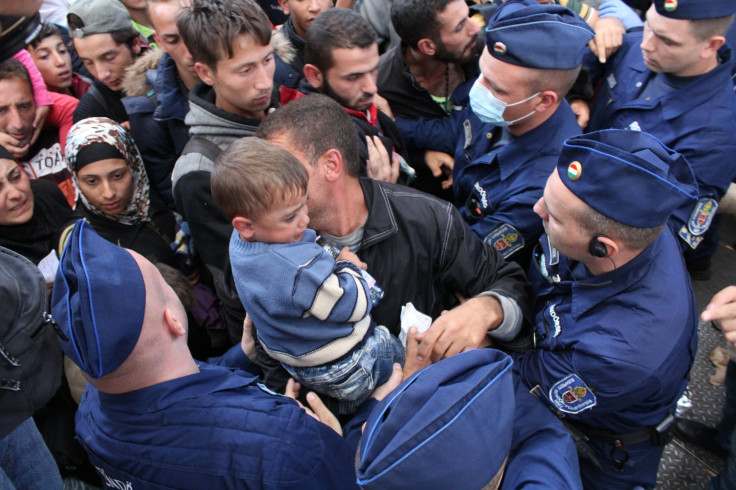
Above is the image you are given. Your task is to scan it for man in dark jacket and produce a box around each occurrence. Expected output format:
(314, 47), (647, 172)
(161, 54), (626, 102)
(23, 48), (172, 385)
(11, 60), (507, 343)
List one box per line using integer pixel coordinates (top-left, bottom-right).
(378, 0), (481, 197)
(68, 0), (180, 208)
(120, 0), (201, 206)
(288, 8), (410, 183)
(257, 94), (530, 392)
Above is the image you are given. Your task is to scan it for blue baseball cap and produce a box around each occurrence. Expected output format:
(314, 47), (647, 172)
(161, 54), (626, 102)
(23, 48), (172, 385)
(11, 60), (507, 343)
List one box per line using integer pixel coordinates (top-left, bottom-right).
(52, 220), (146, 379)
(558, 130), (698, 228)
(357, 349), (515, 489)
(485, 2), (595, 69)
(654, 0), (736, 20)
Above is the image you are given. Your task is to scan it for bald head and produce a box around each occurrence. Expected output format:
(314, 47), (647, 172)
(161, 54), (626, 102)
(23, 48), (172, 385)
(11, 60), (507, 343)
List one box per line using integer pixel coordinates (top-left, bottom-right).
(89, 250), (195, 393)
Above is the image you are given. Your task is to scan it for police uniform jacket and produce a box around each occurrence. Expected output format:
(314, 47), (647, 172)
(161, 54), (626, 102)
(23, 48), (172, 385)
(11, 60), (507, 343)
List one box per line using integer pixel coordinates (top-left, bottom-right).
(396, 100), (581, 266)
(75, 346), (363, 489)
(513, 228), (697, 488)
(586, 33), (736, 251)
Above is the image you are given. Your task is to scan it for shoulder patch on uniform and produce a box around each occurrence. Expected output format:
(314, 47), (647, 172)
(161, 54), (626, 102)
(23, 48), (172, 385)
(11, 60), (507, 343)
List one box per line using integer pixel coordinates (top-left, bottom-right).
(678, 224), (705, 249)
(549, 374), (597, 414)
(688, 198), (718, 236)
(486, 223), (524, 258)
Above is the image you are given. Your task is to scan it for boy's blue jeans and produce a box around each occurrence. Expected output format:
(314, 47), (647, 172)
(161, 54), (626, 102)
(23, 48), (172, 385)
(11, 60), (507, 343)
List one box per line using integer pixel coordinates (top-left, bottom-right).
(285, 325), (404, 414)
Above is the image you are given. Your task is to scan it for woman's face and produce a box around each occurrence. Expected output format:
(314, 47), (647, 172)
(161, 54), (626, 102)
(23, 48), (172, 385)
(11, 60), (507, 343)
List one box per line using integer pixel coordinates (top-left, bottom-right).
(77, 158), (134, 217)
(0, 158), (34, 226)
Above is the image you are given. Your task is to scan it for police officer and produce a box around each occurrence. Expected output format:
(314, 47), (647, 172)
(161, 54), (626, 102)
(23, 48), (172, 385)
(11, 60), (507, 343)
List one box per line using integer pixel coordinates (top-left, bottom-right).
(356, 348), (583, 490)
(584, 0), (736, 278)
(396, 1), (594, 267)
(514, 129), (699, 489)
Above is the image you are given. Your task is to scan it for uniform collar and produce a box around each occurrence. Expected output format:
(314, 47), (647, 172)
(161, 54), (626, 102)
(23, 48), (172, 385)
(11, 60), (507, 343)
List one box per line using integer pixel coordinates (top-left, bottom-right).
(474, 101), (577, 181)
(537, 230), (668, 321)
(96, 363), (258, 414)
(625, 37), (734, 120)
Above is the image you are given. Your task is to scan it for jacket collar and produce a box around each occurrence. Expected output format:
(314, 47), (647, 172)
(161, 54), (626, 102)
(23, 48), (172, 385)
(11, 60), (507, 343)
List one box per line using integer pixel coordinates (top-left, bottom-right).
(537, 230), (669, 320)
(359, 178), (399, 248)
(473, 101), (577, 181)
(188, 81), (279, 128)
(96, 363), (258, 414)
(152, 53), (190, 122)
(623, 40), (734, 120)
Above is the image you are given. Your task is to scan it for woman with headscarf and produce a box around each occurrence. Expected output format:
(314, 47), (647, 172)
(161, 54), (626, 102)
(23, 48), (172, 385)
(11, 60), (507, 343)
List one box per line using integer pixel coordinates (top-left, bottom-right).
(66, 117), (221, 360)
(65, 117), (177, 266)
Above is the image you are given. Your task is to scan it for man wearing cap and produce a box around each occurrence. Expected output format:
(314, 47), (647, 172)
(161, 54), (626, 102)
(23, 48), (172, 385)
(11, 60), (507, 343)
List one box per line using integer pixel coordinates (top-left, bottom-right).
(514, 129), (699, 488)
(583, 0), (736, 278)
(67, 0), (180, 209)
(357, 348), (584, 489)
(396, 2), (594, 267)
(52, 220), (390, 487)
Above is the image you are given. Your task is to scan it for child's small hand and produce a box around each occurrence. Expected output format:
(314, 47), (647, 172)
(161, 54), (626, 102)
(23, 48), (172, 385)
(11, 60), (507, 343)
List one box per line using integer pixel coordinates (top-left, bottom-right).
(336, 247), (367, 270)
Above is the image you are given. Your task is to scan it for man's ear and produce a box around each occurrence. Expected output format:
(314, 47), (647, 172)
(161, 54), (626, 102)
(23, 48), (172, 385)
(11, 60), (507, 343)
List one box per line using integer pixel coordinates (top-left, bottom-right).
(303, 63), (324, 89)
(131, 35), (142, 55)
(702, 35), (726, 59)
(416, 38), (437, 57)
(163, 307), (187, 337)
(194, 61), (215, 86)
(233, 216), (256, 240)
(534, 90), (559, 114)
(597, 235), (620, 259)
(321, 148), (343, 182)
(278, 0), (290, 15)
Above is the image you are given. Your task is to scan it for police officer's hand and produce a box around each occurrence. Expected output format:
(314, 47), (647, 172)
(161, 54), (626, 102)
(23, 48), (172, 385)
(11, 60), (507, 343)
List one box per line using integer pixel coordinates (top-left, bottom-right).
(240, 314), (259, 364)
(366, 135), (400, 184)
(702, 285), (736, 346)
(424, 150), (454, 190)
(569, 99), (591, 130)
(589, 16), (625, 63)
(285, 378), (343, 436)
(417, 295), (503, 363)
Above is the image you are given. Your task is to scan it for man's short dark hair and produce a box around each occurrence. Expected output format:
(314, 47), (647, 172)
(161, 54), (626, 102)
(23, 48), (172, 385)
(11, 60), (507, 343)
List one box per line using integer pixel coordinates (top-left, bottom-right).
(391, 0), (454, 49)
(29, 22), (62, 49)
(0, 58), (32, 94)
(177, 0), (272, 70)
(256, 94), (361, 178)
(67, 14), (141, 52)
(689, 14), (735, 42)
(579, 205), (665, 251)
(304, 8), (377, 73)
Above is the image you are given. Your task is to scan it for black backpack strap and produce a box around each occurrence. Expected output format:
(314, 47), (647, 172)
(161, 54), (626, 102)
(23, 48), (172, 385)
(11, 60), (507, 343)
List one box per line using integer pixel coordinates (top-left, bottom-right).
(180, 136), (224, 163)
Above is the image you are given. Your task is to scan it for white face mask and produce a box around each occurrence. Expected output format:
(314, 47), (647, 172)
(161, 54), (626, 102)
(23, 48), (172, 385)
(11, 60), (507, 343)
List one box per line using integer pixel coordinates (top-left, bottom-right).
(469, 76), (539, 127)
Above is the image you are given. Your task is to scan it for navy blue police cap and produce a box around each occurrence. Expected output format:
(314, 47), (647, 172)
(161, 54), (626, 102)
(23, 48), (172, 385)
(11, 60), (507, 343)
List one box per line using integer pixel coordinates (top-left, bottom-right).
(558, 130), (698, 228)
(52, 220), (146, 378)
(485, 1), (595, 69)
(654, 0), (736, 20)
(356, 349), (515, 489)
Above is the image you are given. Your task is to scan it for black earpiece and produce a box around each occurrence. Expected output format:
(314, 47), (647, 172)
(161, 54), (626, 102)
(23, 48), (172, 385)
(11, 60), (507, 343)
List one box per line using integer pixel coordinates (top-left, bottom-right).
(588, 235), (608, 258)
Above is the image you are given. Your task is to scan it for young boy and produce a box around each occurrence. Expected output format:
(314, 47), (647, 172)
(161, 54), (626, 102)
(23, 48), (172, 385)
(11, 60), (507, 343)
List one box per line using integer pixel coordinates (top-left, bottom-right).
(212, 137), (403, 413)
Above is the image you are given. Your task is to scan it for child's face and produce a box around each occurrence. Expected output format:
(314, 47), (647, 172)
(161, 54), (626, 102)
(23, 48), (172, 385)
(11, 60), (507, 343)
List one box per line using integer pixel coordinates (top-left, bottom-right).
(247, 191), (309, 244)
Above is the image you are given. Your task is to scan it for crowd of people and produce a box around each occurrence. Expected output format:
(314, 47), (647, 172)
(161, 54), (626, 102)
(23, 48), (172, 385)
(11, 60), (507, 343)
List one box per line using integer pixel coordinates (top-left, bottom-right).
(1, 0), (736, 488)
